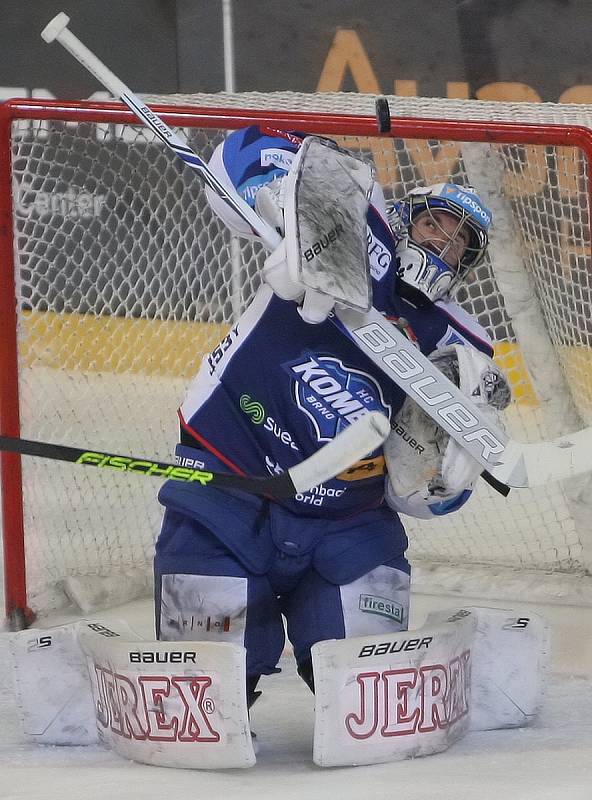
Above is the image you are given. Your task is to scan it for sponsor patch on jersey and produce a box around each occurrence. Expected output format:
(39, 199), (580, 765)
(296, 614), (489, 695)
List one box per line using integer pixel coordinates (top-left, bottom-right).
(283, 353), (390, 442)
(358, 593), (404, 623)
(240, 394), (300, 451)
(366, 225), (392, 280)
(260, 148), (295, 171)
(337, 455), (386, 481)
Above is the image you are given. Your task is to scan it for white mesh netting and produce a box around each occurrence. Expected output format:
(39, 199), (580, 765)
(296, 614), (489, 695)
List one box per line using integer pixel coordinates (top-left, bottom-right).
(3, 92), (592, 614)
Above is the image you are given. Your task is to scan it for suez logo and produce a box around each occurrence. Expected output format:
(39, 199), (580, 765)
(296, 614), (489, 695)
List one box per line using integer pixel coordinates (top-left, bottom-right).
(75, 452), (215, 485)
(348, 322), (506, 464)
(239, 394), (300, 452)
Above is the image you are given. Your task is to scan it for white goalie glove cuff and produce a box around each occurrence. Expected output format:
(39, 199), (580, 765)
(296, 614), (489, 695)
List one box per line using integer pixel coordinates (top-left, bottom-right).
(256, 177), (309, 303)
(256, 177), (339, 322)
(384, 344), (510, 519)
(261, 239), (306, 302)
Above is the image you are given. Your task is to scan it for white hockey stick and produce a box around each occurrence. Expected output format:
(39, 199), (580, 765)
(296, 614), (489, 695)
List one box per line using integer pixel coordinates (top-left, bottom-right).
(41, 12), (592, 489)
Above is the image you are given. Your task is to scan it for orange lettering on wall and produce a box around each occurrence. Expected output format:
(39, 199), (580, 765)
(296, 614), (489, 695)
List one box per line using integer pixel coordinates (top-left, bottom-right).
(392, 79), (462, 187)
(317, 30), (400, 189)
(556, 87), (592, 199)
(394, 80), (417, 97)
(446, 82), (470, 100)
(558, 86), (592, 104)
(316, 29), (381, 93)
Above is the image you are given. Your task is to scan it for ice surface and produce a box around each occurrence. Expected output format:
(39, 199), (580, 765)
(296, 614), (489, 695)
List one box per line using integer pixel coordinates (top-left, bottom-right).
(0, 598), (590, 800)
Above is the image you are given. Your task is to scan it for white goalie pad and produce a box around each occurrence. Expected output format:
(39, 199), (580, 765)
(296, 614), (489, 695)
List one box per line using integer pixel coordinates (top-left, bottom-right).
(311, 606), (548, 767)
(467, 607), (549, 731)
(9, 619), (255, 769)
(283, 136), (374, 313)
(78, 620), (255, 769)
(8, 622), (101, 745)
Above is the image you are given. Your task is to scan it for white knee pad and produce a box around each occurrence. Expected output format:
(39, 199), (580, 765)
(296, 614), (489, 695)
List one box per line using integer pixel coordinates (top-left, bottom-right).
(159, 573), (248, 644)
(338, 564), (410, 638)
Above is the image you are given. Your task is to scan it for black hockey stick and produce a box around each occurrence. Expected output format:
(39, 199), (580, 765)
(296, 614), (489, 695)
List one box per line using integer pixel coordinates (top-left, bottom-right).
(0, 412), (390, 498)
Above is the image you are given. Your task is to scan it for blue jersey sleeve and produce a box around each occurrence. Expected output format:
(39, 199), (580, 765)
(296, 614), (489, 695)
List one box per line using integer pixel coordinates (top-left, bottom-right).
(221, 125), (302, 207)
(204, 125), (303, 238)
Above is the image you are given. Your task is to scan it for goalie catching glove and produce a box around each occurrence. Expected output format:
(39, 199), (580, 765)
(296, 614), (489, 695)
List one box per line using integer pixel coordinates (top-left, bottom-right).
(384, 344), (511, 519)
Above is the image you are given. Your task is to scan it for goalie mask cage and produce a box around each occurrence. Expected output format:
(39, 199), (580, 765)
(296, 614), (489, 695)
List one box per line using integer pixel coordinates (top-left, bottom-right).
(2, 92), (592, 628)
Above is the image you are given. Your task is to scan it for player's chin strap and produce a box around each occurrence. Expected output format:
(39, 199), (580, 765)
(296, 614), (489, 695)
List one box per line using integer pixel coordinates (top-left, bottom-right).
(41, 13), (592, 491)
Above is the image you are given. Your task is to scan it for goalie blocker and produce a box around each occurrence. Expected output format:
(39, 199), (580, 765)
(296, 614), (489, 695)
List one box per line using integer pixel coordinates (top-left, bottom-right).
(8, 607), (547, 769)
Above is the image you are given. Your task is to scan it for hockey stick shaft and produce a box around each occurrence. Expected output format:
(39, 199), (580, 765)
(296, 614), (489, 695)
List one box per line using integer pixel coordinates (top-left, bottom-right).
(0, 412), (390, 498)
(41, 14), (592, 489)
(41, 14), (282, 251)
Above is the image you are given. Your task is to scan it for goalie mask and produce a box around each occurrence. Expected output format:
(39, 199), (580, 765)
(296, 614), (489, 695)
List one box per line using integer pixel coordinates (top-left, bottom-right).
(388, 183), (491, 306)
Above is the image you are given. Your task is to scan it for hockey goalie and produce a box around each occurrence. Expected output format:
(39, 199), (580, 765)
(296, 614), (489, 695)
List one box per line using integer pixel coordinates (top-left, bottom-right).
(12, 19), (550, 763)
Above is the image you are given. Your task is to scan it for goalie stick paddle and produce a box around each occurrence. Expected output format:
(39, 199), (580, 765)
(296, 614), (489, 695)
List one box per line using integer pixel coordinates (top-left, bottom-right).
(41, 13), (283, 252)
(0, 412), (390, 499)
(41, 13), (592, 491)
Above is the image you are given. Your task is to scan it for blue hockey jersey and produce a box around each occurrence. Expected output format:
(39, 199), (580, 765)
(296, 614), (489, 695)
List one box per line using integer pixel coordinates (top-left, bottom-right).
(178, 126), (493, 519)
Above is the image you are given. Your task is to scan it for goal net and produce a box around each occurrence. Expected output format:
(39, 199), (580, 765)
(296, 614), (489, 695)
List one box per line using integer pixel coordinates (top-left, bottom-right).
(2, 92), (592, 626)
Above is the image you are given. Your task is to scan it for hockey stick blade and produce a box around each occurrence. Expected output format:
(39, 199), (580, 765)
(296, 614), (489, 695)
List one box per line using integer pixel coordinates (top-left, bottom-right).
(0, 412), (390, 498)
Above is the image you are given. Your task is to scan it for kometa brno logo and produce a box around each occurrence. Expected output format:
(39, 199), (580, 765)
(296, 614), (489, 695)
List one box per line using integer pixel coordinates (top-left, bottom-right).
(284, 352), (390, 442)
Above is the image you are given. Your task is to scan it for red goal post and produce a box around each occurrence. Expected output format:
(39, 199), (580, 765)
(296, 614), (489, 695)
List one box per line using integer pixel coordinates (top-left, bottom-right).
(1, 94), (592, 628)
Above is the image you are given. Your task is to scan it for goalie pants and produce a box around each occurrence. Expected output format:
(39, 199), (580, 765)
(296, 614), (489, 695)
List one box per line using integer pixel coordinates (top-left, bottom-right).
(155, 447), (410, 680)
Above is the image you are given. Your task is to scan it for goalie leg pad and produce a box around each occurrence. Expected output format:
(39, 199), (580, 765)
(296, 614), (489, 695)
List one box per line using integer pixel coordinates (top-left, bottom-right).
(311, 605), (548, 767)
(76, 620), (256, 768)
(8, 622), (100, 745)
(467, 606), (550, 730)
(311, 609), (475, 766)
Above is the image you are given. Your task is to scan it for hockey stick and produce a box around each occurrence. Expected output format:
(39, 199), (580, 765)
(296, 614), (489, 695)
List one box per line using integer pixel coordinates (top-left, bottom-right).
(0, 412), (390, 498)
(41, 14), (592, 489)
